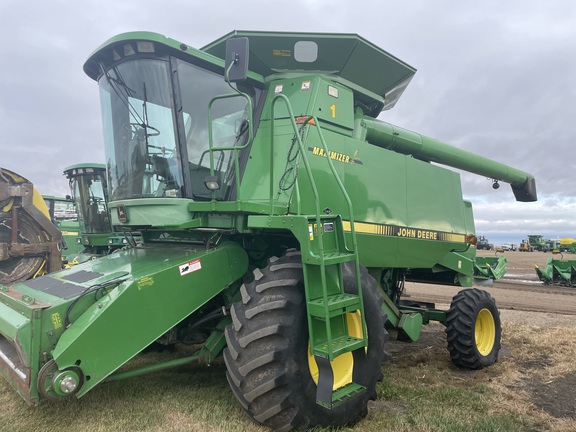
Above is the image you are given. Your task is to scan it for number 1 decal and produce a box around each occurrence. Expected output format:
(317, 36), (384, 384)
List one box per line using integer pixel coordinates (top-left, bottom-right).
(329, 104), (336, 119)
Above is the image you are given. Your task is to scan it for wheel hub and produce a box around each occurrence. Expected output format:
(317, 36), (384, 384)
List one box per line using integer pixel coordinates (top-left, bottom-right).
(475, 308), (496, 356)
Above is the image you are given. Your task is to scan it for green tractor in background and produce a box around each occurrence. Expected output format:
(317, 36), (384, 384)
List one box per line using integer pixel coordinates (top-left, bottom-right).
(0, 31), (536, 430)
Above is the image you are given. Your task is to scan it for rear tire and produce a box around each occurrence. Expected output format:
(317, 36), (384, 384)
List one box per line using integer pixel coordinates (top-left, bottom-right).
(224, 250), (387, 431)
(445, 288), (501, 369)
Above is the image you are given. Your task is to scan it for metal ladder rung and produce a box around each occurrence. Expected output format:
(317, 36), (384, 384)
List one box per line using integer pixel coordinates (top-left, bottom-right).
(307, 294), (360, 318)
(312, 336), (365, 359)
(330, 382), (367, 408)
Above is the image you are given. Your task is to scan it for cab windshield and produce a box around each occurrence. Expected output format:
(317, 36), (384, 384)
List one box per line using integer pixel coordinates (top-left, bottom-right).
(69, 171), (110, 234)
(98, 57), (254, 201)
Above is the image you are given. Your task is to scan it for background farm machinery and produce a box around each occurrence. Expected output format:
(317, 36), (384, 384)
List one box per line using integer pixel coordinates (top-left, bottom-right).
(535, 249), (576, 287)
(0, 168), (63, 284)
(63, 163), (134, 264)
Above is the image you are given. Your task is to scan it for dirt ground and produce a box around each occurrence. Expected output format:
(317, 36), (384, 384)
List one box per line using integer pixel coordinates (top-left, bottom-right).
(399, 249), (576, 422)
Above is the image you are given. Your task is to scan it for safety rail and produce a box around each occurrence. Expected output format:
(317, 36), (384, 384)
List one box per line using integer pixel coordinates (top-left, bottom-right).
(270, 93), (367, 356)
(206, 92), (254, 203)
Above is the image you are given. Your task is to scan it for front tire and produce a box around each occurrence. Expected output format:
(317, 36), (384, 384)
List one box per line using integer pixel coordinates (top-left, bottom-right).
(224, 250), (387, 431)
(445, 288), (501, 369)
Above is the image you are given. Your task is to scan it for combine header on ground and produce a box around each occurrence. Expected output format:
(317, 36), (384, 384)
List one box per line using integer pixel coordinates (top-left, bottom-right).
(473, 254), (507, 283)
(535, 252), (576, 286)
(0, 31), (536, 430)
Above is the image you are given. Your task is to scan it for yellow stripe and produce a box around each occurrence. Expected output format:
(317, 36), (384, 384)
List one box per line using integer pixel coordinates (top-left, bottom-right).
(342, 221), (466, 243)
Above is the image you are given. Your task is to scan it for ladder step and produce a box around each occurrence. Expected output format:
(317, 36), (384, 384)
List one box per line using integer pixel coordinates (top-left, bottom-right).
(312, 336), (365, 359)
(306, 252), (355, 265)
(330, 382), (367, 409)
(307, 294), (360, 318)
(316, 382), (367, 409)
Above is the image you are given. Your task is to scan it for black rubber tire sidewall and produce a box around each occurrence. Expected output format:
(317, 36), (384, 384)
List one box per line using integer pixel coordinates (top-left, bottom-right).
(445, 288), (501, 369)
(223, 251), (387, 431)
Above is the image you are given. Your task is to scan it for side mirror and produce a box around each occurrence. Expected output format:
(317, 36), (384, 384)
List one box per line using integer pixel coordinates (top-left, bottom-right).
(225, 37), (249, 83)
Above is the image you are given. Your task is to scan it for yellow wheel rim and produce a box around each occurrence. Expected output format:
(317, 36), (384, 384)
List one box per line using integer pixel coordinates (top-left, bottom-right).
(308, 312), (363, 390)
(475, 308), (495, 356)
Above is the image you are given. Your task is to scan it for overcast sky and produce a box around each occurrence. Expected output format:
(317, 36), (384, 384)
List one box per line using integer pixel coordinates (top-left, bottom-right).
(1, 0), (575, 245)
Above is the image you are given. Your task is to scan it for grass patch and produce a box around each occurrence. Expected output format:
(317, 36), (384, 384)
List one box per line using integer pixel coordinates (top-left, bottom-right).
(1, 322), (575, 431)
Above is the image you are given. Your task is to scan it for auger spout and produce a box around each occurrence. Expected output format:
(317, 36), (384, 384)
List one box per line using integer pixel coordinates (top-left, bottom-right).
(363, 119), (537, 202)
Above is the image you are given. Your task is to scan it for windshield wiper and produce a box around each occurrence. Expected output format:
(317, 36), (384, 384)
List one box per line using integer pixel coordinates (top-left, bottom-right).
(236, 119), (250, 142)
(141, 82), (160, 143)
(98, 63), (159, 140)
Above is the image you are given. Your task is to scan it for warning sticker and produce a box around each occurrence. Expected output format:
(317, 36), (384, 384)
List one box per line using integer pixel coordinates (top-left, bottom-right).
(138, 276), (155, 290)
(301, 81), (311, 91)
(273, 49), (291, 57)
(274, 84), (283, 95)
(51, 313), (63, 329)
(179, 259), (202, 276)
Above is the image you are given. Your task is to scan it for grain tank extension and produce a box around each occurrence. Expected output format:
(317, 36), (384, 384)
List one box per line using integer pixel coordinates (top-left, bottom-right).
(0, 31), (536, 431)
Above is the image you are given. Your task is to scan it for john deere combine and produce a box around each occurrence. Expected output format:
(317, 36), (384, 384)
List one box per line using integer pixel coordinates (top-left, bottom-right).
(42, 195), (82, 260)
(63, 163), (131, 264)
(0, 31), (536, 430)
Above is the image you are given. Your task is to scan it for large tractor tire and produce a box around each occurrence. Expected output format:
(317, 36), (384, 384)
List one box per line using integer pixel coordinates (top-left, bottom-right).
(445, 288), (501, 369)
(224, 250), (387, 431)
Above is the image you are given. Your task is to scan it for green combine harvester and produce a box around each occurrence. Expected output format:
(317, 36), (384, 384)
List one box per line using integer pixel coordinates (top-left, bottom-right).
(63, 163), (132, 264)
(42, 195), (83, 261)
(527, 234), (546, 251)
(0, 31), (536, 430)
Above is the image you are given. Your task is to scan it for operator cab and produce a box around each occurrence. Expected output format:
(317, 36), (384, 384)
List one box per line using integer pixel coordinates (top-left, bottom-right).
(85, 35), (262, 203)
(64, 164), (110, 235)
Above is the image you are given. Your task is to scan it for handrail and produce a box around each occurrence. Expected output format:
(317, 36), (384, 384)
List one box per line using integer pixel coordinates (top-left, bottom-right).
(304, 115), (360, 261)
(271, 94), (329, 347)
(270, 95), (322, 225)
(207, 92), (253, 202)
(304, 115), (366, 341)
(270, 94), (367, 352)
